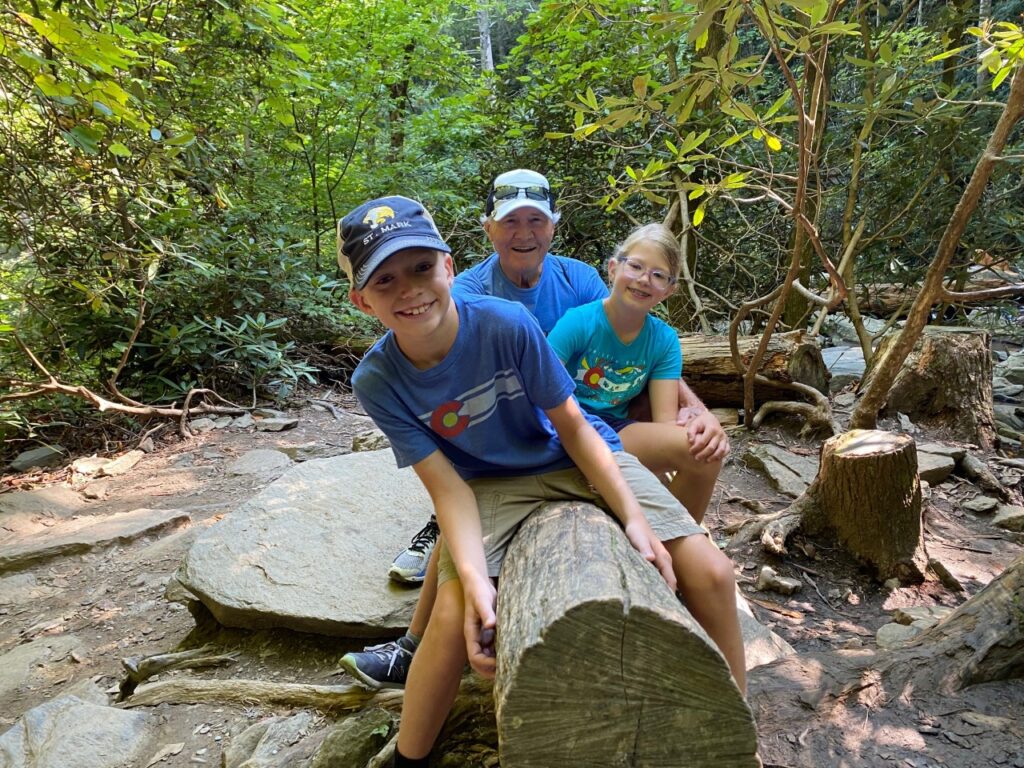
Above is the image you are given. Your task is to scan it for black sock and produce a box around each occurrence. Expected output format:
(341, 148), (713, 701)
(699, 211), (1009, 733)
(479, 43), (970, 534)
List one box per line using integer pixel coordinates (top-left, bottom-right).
(394, 748), (430, 768)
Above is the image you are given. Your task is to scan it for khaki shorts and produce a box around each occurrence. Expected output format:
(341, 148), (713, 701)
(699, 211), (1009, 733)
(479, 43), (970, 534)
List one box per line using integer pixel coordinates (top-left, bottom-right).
(436, 452), (703, 586)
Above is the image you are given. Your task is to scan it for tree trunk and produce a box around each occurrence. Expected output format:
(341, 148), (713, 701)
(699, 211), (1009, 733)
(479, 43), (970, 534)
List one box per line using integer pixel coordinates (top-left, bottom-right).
(494, 502), (757, 767)
(477, 7), (494, 72)
(861, 326), (996, 449)
(805, 430), (927, 583)
(681, 330), (829, 407)
(759, 430), (928, 583)
(851, 66), (1024, 430)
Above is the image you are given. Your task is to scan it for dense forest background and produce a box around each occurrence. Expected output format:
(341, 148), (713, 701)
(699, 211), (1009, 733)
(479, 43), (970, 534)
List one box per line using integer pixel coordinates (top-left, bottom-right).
(2, 0), (1023, 456)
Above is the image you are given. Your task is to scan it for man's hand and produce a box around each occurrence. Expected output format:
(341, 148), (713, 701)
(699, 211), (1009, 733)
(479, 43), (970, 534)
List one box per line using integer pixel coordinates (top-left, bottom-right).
(623, 518), (677, 591)
(464, 579), (498, 678)
(676, 406), (730, 463)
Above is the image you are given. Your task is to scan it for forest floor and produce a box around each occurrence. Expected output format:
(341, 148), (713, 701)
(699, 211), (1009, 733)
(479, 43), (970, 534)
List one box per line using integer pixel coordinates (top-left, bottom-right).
(0, 384), (1022, 767)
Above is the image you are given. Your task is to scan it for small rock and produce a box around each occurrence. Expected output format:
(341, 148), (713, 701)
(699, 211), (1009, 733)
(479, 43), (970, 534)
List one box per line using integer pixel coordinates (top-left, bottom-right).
(917, 451), (956, 485)
(883, 578), (901, 590)
(71, 456), (110, 477)
(352, 429), (390, 452)
(963, 495), (998, 514)
(231, 413), (255, 429)
(255, 417), (298, 433)
(82, 480), (112, 500)
(992, 504), (1024, 532)
(252, 407), (287, 418)
(10, 445), (67, 472)
(876, 622), (922, 648)
(280, 442), (321, 461)
(138, 437), (155, 453)
(755, 565), (802, 596)
(202, 450), (227, 460)
(189, 418), (216, 433)
(98, 450), (144, 477)
(892, 605), (953, 625)
(213, 416), (235, 429)
(833, 392), (856, 408)
(897, 413), (919, 433)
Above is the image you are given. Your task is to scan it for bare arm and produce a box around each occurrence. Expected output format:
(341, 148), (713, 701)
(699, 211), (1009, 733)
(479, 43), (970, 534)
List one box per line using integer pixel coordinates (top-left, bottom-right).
(675, 378), (730, 462)
(412, 450), (497, 676)
(545, 397), (676, 590)
(649, 378), (679, 423)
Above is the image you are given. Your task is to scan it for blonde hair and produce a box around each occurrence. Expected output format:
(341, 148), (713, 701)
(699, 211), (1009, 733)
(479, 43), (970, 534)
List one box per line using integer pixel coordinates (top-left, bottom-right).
(613, 223), (681, 279)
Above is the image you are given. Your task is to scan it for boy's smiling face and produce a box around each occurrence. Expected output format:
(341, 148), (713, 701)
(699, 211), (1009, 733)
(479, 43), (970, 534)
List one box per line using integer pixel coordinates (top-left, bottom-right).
(350, 247), (456, 337)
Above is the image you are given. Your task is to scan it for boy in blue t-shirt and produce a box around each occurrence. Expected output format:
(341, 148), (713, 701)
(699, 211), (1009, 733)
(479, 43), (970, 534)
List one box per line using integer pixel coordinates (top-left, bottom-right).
(340, 195), (744, 767)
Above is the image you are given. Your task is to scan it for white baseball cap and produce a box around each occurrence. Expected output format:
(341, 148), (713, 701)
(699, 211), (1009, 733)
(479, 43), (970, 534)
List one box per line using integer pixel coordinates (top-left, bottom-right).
(485, 169), (557, 221)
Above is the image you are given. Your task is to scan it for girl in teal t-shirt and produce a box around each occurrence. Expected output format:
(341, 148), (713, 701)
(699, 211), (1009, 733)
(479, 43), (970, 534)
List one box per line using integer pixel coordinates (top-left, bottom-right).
(548, 223), (718, 524)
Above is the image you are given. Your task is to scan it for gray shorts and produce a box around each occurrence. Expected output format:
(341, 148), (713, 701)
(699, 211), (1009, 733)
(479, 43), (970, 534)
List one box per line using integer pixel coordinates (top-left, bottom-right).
(436, 452), (703, 586)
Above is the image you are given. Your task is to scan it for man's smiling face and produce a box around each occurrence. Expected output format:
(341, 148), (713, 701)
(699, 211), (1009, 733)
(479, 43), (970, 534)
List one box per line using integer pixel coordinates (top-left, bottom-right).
(483, 207), (555, 280)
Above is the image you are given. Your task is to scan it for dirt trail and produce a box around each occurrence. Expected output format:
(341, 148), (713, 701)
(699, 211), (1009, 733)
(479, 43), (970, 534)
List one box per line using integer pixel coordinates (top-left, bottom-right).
(0, 389), (1021, 767)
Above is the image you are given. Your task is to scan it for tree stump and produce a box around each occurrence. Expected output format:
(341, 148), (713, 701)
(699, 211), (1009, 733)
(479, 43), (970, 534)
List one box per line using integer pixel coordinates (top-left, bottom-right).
(860, 326), (996, 449)
(680, 330), (829, 407)
(494, 502), (757, 767)
(803, 430), (928, 583)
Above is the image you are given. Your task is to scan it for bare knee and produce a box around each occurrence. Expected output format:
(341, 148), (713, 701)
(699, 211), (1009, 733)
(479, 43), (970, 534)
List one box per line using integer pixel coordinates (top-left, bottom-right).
(675, 542), (736, 596)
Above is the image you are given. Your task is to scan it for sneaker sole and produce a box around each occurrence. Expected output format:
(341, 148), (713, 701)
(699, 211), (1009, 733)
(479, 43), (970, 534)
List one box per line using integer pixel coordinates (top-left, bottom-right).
(338, 657), (406, 691)
(388, 566), (426, 584)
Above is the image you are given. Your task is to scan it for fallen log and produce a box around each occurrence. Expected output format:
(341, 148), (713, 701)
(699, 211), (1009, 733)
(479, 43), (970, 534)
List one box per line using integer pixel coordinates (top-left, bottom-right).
(680, 330), (829, 407)
(495, 502), (757, 767)
(857, 276), (1024, 316)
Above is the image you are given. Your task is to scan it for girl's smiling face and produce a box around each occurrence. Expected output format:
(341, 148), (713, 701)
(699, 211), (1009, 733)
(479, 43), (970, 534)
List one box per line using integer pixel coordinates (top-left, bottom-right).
(607, 240), (677, 311)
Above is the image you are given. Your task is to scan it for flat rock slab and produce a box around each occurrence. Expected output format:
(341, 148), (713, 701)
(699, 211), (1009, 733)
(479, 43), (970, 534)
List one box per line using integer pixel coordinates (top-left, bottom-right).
(992, 504), (1024, 532)
(916, 451), (956, 485)
(227, 449), (292, 476)
(0, 508), (191, 573)
(0, 634), (82, 701)
(0, 485), (87, 523)
(0, 694), (150, 768)
(742, 444), (819, 498)
(176, 449), (432, 637)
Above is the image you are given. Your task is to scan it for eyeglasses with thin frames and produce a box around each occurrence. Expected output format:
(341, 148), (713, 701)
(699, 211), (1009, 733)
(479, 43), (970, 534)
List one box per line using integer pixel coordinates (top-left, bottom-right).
(616, 256), (676, 291)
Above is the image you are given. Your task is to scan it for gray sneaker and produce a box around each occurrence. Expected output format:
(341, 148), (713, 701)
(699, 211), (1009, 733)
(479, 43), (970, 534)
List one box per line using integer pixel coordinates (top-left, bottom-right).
(388, 515), (439, 584)
(340, 635), (417, 690)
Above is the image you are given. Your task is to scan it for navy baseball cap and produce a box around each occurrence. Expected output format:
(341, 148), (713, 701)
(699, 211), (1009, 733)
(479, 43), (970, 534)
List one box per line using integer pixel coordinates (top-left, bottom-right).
(338, 195), (451, 289)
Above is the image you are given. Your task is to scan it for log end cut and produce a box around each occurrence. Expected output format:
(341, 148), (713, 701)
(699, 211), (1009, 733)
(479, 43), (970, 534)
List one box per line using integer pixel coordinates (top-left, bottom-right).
(495, 503), (757, 767)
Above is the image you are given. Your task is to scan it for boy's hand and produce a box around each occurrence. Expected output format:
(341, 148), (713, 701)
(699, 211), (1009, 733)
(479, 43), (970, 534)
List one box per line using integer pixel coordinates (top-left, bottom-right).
(677, 407), (730, 462)
(464, 579), (498, 678)
(623, 519), (677, 591)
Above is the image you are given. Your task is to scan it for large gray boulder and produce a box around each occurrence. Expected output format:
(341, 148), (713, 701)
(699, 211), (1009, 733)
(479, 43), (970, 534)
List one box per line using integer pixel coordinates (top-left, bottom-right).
(0, 694), (150, 768)
(176, 450), (432, 637)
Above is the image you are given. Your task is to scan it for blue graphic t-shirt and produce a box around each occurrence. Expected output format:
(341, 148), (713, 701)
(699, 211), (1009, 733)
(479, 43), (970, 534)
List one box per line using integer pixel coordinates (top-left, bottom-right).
(352, 294), (623, 480)
(453, 253), (608, 334)
(547, 300), (682, 420)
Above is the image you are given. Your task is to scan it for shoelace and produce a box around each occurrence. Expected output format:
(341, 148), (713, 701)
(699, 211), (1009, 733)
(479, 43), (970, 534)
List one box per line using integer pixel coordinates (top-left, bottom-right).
(364, 641), (413, 674)
(406, 518), (439, 555)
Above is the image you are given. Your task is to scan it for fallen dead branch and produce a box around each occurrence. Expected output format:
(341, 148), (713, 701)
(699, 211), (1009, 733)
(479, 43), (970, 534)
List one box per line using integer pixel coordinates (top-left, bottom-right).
(121, 677), (404, 712)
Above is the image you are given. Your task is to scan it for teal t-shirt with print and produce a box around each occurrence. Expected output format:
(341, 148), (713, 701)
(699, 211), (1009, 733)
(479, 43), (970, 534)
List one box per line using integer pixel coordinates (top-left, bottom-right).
(547, 300), (682, 420)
